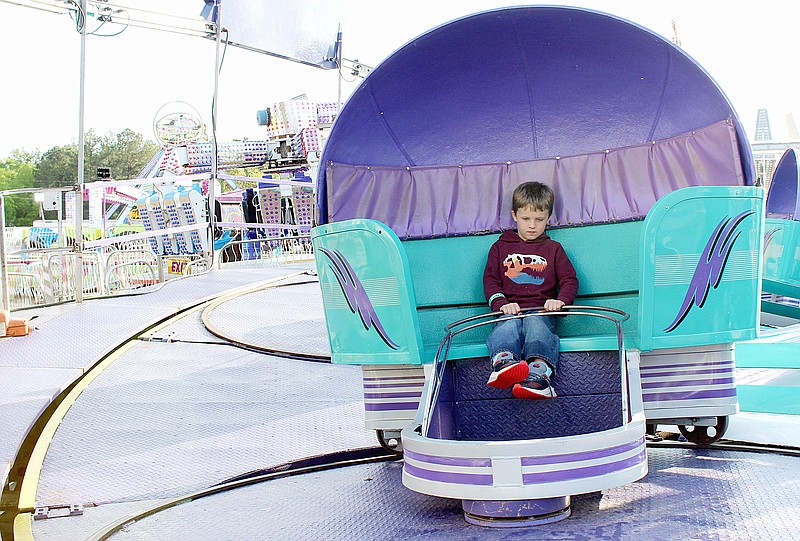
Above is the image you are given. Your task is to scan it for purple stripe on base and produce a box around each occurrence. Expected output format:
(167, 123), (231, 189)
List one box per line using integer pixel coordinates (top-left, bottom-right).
(363, 391), (423, 399)
(521, 438), (644, 467)
(364, 401), (420, 411)
(522, 451), (646, 484)
(642, 367), (733, 378)
(362, 375), (425, 381)
(642, 387), (736, 402)
(404, 462), (494, 486)
(640, 377), (734, 390)
(404, 449), (492, 468)
(363, 381), (424, 389)
(639, 360), (732, 371)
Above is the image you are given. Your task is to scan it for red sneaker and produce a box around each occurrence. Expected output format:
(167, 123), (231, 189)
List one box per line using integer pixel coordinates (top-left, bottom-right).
(512, 373), (556, 399)
(487, 354), (529, 389)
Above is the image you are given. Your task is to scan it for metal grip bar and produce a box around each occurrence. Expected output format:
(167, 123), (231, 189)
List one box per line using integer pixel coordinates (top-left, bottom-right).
(445, 304), (629, 332)
(421, 306), (631, 437)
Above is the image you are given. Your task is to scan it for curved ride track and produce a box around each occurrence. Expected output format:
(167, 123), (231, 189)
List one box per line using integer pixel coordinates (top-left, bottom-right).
(3, 276), (800, 540)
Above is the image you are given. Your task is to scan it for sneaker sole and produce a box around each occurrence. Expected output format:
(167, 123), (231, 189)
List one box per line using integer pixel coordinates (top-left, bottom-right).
(487, 361), (529, 389)
(512, 383), (557, 400)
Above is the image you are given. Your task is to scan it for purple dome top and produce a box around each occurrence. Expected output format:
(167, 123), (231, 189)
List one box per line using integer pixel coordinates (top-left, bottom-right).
(318, 6), (754, 231)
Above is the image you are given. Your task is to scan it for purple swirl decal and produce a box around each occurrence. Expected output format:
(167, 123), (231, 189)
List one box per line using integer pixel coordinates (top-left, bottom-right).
(319, 247), (399, 350)
(763, 227), (780, 253)
(665, 210), (754, 333)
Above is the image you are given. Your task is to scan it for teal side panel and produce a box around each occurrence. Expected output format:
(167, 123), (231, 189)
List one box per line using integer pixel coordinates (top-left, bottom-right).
(736, 332), (800, 414)
(736, 341), (800, 369)
(737, 386), (800, 415)
(639, 186), (763, 351)
(763, 218), (800, 296)
(762, 220), (800, 319)
(311, 219), (424, 365)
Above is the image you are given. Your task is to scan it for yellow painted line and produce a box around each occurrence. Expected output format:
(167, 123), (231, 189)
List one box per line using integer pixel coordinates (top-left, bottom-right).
(17, 271), (308, 512)
(13, 512), (33, 541)
(17, 340), (137, 512)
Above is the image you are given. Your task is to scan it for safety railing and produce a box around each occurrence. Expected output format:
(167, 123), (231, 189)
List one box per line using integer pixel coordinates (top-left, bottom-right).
(217, 232), (315, 270)
(2, 177), (318, 311)
(420, 305), (631, 437)
(6, 267), (49, 307)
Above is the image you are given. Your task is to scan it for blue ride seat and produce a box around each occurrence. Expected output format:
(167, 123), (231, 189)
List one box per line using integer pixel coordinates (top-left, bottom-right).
(405, 220), (642, 362)
(313, 218), (642, 368)
(29, 227), (58, 248)
(213, 230), (233, 251)
(432, 351), (623, 441)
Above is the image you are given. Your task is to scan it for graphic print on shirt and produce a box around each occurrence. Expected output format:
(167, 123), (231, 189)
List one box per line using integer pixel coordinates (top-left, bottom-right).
(503, 253), (547, 285)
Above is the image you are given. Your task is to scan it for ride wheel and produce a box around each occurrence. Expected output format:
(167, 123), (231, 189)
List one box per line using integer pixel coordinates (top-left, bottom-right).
(376, 430), (403, 455)
(678, 416), (728, 446)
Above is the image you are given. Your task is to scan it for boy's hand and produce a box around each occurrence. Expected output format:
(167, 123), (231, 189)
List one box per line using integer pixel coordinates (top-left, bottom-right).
(500, 302), (521, 315)
(543, 299), (565, 312)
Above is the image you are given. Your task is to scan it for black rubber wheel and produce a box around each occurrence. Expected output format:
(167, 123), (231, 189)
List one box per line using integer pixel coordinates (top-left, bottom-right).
(376, 430), (403, 455)
(678, 416), (728, 446)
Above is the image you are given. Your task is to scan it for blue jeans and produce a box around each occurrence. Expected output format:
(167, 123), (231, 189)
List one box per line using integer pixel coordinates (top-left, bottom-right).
(487, 314), (559, 372)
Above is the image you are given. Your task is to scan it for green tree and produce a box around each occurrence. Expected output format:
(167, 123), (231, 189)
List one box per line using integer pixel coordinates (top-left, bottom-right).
(0, 154), (39, 227)
(34, 129), (160, 186)
(34, 144), (78, 187)
(97, 129), (160, 180)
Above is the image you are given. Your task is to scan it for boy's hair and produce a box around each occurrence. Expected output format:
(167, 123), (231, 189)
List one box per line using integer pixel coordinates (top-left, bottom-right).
(512, 181), (554, 215)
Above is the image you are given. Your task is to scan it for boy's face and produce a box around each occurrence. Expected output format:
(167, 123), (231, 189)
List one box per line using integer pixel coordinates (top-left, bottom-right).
(512, 205), (550, 241)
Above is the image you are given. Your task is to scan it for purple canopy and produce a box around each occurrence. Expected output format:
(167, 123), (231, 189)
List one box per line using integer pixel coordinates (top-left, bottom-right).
(318, 6), (755, 237)
(766, 148), (800, 220)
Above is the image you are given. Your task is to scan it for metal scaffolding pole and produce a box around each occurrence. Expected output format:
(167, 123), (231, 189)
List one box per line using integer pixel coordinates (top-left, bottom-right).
(0, 194), (10, 312)
(74, 0), (87, 303)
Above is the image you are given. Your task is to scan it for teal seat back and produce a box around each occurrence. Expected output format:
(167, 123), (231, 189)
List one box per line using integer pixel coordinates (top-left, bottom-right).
(404, 221), (643, 361)
(763, 218), (800, 294)
(638, 186), (763, 351)
(312, 219), (424, 365)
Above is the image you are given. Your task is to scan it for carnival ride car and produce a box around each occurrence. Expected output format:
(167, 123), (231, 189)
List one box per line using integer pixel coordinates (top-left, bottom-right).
(762, 147), (800, 319)
(311, 6), (763, 527)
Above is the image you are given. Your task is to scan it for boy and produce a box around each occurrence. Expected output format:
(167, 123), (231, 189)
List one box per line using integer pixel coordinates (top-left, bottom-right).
(483, 181), (578, 399)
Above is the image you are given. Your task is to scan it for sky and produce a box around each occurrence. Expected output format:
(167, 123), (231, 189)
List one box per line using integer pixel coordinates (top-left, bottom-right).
(1, 0), (799, 159)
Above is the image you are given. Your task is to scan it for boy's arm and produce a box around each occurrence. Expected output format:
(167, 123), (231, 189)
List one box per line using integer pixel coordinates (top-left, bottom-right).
(555, 244), (579, 305)
(483, 243), (508, 312)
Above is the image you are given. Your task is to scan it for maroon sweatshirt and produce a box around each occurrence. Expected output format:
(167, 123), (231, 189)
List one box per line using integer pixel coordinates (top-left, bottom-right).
(483, 230), (579, 312)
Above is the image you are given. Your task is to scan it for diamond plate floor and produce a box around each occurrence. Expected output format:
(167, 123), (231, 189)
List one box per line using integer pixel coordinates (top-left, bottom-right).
(0, 267), (320, 495)
(84, 447), (800, 541)
(34, 330), (371, 505)
(7, 267), (800, 541)
(202, 277), (330, 357)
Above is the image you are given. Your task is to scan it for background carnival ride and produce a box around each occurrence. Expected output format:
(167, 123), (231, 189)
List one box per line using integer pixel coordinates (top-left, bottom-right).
(2, 97), (332, 309)
(310, 6), (798, 528)
(0, 0), (359, 312)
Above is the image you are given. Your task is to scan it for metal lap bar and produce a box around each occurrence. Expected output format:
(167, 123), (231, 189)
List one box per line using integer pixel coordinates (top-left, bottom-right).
(422, 306), (631, 437)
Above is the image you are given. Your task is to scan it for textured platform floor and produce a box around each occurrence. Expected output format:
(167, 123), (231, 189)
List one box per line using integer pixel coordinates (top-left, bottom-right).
(35, 447), (797, 541)
(33, 318), (371, 506)
(24, 272), (375, 540)
(1, 266), (313, 491)
(202, 279), (330, 357)
(10, 266), (800, 540)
